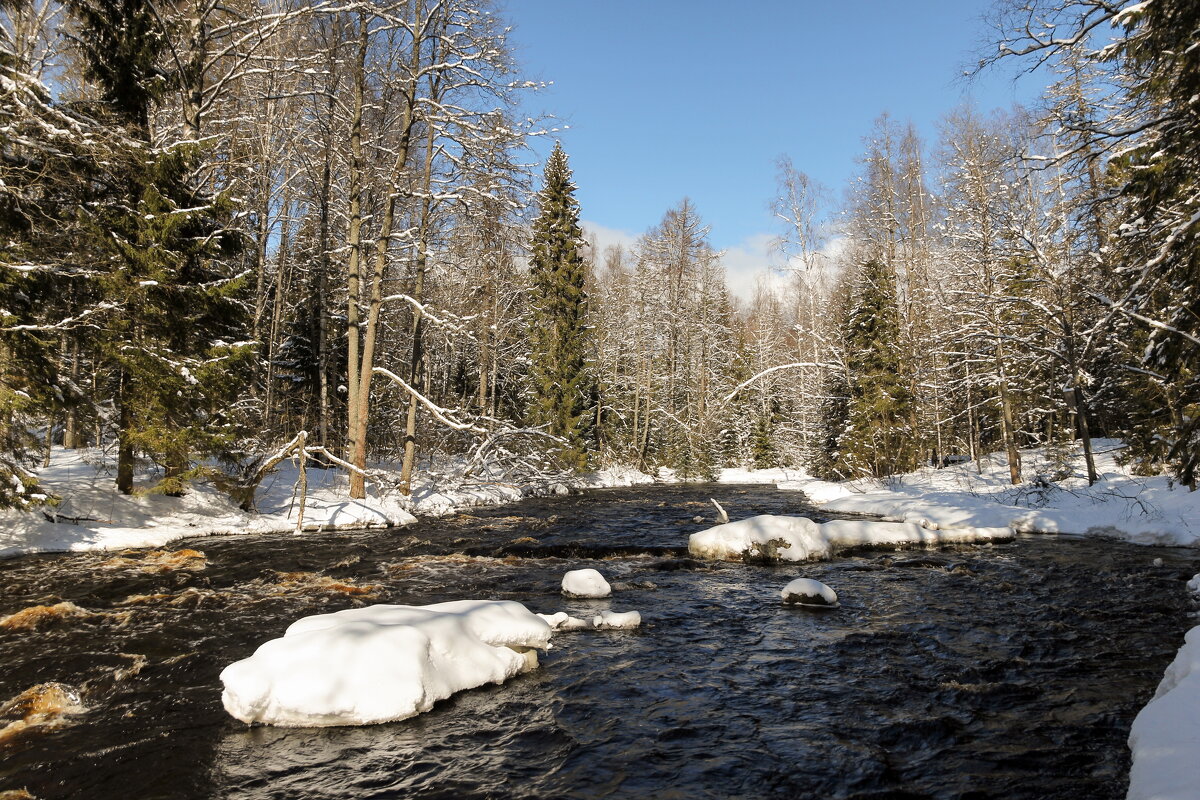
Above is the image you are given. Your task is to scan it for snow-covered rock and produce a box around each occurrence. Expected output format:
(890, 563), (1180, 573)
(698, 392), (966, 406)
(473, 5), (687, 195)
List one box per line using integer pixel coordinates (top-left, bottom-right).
(538, 611), (592, 631)
(220, 600), (552, 727)
(781, 578), (838, 608)
(593, 610), (641, 630)
(1127, 626), (1200, 800)
(1187, 574), (1200, 595)
(688, 514), (1010, 563)
(561, 568), (611, 598)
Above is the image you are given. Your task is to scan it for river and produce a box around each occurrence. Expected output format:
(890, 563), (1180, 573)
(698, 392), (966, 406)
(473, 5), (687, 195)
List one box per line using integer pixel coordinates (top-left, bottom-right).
(1, 484), (1195, 799)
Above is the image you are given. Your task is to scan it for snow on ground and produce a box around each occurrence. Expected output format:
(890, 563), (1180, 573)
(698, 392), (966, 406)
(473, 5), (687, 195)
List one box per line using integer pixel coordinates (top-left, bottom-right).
(651, 466), (809, 484)
(0, 448), (417, 559)
(1127, 623), (1200, 800)
(221, 600), (552, 727)
(0, 448), (657, 559)
(717, 466), (809, 484)
(776, 440), (1199, 546)
(689, 514), (1010, 563)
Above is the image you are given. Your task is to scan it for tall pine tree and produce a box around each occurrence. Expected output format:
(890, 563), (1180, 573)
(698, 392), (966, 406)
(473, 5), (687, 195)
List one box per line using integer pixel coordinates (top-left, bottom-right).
(527, 143), (594, 469)
(836, 258), (918, 478)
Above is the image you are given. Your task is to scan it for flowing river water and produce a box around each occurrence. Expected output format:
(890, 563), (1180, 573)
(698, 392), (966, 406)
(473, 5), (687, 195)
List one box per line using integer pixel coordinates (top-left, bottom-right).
(1, 484), (1197, 799)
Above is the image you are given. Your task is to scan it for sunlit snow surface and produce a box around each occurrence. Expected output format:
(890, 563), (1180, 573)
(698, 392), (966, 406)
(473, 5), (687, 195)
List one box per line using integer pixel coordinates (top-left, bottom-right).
(220, 600), (552, 727)
(781, 577), (839, 607)
(561, 568), (611, 598)
(688, 514), (1010, 562)
(777, 440), (1200, 546)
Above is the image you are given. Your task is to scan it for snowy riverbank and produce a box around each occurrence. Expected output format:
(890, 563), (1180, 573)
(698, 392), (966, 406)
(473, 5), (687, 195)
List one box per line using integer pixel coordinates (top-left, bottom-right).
(777, 439), (1199, 547)
(0, 448), (654, 559)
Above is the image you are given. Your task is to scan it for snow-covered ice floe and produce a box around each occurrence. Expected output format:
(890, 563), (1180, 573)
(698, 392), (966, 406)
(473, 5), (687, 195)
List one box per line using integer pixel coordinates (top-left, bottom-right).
(1127, 626), (1200, 800)
(688, 514), (1011, 563)
(220, 600), (552, 727)
(561, 568), (611, 598)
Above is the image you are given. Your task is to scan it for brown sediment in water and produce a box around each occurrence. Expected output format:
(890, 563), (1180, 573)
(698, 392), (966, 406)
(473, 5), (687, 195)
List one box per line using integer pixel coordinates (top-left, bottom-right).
(100, 549), (207, 573)
(383, 554), (524, 576)
(0, 683), (85, 745)
(267, 571), (382, 597)
(0, 602), (93, 631)
(0, 789), (36, 799)
(118, 587), (225, 608)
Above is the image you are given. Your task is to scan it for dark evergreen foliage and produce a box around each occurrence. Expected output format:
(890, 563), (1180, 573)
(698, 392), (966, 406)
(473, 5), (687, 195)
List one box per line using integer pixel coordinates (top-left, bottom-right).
(527, 142), (594, 469)
(1108, 0), (1200, 485)
(836, 259), (918, 478)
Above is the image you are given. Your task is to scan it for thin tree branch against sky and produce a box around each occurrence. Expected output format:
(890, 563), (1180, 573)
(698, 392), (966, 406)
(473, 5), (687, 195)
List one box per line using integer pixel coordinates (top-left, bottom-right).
(507, 0), (1045, 295)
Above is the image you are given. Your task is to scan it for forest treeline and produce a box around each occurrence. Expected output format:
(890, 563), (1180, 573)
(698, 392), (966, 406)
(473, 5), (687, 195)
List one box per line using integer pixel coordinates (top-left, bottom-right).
(0, 0), (1196, 509)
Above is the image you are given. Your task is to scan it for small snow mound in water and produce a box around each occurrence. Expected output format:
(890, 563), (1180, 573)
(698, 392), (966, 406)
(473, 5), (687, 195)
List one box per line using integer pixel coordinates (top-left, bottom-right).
(562, 568), (611, 598)
(781, 578), (838, 608)
(593, 610), (641, 630)
(688, 514), (1010, 563)
(1188, 574), (1200, 594)
(220, 600), (552, 727)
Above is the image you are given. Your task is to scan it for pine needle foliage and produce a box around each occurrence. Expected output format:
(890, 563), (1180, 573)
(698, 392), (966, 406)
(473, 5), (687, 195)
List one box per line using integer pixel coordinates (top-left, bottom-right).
(836, 258), (919, 478)
(1107, 0), (1200, 486)
(527, 142), (594, 469)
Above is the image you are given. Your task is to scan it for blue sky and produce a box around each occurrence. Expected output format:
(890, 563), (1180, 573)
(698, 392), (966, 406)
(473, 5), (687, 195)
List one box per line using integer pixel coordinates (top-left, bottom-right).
(504, 0), (1043, 297)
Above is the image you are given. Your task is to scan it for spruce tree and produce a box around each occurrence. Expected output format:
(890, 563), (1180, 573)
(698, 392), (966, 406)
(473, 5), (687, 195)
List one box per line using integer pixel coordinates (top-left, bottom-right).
(527, 143), (594, 469)
(836, 258), (918, 478)
(1108, 0), (1200, 486)
(65, 0), (251, 495)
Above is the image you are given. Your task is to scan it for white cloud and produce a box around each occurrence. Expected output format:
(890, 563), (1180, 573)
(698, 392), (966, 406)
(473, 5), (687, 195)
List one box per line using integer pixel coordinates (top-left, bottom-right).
(581, 221), (845, 304)
(580, 220), (639, 264)
(719, 232), (781, 302)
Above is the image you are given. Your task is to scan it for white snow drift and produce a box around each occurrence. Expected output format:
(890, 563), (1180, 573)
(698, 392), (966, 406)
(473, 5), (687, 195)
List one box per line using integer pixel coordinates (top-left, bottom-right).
(1127, 626), (1200, 800)
(688, 514), (1010, 563)
(561, 568), (611, 598)
(220, 600), (552, 727)
(777, 440), (1199, 547)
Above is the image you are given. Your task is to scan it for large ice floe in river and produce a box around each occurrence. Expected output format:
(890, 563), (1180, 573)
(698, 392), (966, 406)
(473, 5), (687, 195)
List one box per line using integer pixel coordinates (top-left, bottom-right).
(220, 600), (552, 727)
(688, 514), (1012, 562)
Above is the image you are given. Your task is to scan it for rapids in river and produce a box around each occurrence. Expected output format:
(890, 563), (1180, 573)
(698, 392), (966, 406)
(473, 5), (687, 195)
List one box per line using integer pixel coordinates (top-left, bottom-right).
(1, 484), (1196, 799)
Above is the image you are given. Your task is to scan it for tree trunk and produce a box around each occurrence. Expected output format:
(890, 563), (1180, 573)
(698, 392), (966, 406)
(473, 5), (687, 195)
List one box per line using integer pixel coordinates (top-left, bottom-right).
(117, 373), (134, 495)
(63, 338), (80, 449)
(344, 15), (369, 497)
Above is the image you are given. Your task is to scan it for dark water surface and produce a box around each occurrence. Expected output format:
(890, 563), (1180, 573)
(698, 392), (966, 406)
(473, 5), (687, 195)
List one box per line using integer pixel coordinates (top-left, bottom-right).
(1, 484), (1196, 799)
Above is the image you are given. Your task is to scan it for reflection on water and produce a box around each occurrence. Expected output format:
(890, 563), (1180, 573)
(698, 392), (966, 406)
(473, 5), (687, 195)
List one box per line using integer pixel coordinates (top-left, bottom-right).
(0, 484), (1196, 799)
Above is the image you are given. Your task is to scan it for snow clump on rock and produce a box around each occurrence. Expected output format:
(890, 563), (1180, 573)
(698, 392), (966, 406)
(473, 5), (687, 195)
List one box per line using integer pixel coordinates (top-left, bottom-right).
(781, 578), (838, 608)
(220, 600), (552, 727)
(561, 568), (611, 598)
(593, 610), (641, 629)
